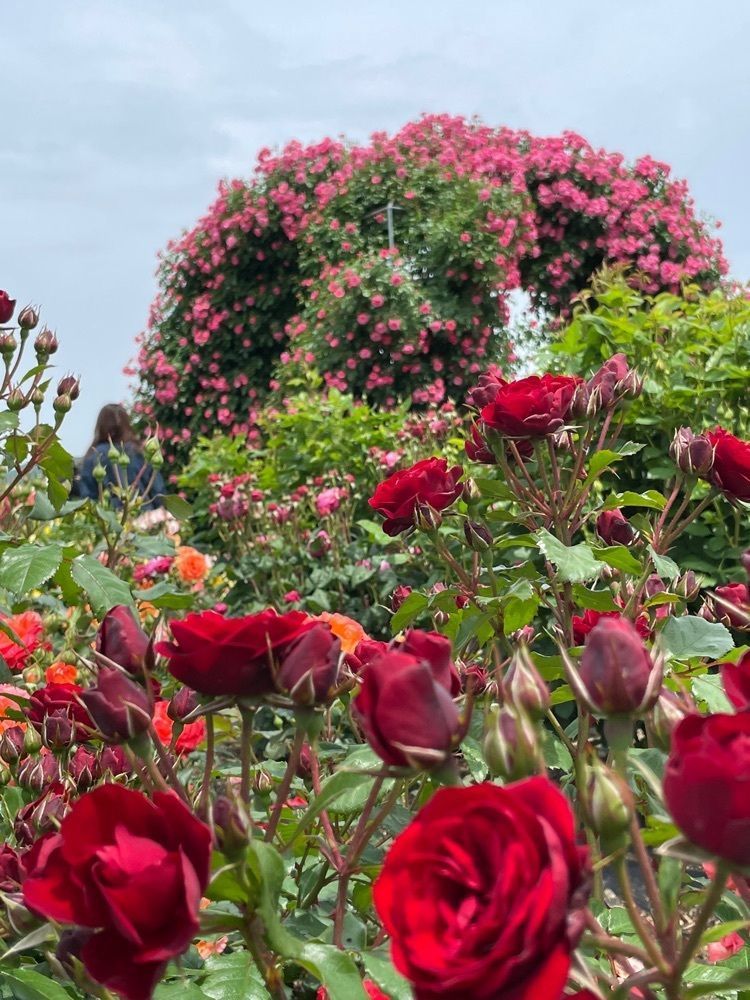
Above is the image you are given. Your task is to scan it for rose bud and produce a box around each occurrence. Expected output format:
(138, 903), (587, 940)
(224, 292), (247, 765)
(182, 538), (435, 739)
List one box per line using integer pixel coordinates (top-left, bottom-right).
(23, 726), (43, 755)
(0, 291), (16, 325)
(0, 332), (17, 359)
(80, 668), (153, 743)
(569, 379), (592, 418)
(7, 387), (26, 412)
(0, 725), (25, 765)
(95, 604), (150, 675)
(97, 744), (131, 779)
(414, 501), (443, 533)
(17, 305), (39, 330)
(399, 629), (462, 695)
(595, 509), (635, 546)
(675, 570), (700, 601)
(587, 353), (631, 408)
(463, 519), (492, 551)
(650, 688), (690, 750)
(56, 374), (80, 400)
(34, 327), (58, 357)
(669, 427), (714, 477)
(167, 685), (199, 722)
(353, 649), (461, 769)
(502, 646), (550, 718)
(587, 757), (634, 840)
(27, 684), (93, 748)
(68, 745), (97, 790)
(0, 845), (22, 892)
(17, 752), (61, 792)
(568, 617), (662, 717)
(461, 476), (481, 503)
(277, 623), (341, 706)
(213, 793), (251, 860)
(52, 393), (72, 415)
(465, 369), (506, 410)
(710, 582), (750, 629)
(308, 529), (332, 558)
(14, 783), (68, 845)
(483, 702), (542, 781)
(464, 423), (496, 464)
(391, 584), (412, 612)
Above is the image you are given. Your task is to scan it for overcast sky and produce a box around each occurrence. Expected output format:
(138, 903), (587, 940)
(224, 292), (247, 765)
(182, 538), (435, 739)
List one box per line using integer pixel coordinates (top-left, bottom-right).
(2, 0), (749, 454)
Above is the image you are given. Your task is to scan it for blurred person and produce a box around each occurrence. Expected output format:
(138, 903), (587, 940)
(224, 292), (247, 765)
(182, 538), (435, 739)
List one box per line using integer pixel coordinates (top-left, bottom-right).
(78, 404), (164, 509)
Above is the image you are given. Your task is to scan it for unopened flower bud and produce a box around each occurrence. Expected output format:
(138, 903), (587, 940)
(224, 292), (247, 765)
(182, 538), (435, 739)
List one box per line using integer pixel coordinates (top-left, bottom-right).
(461, 477), (481, 504)
(463, 519), (492, 552)
(213, 794), (251, 860)
(596, 509), (635, 546)
(483, 702), (542, 782)
(167, 686), (198, 722)
(0, 333), (17, 359)
(17, 753), (61, 792)
(391, 585), (412, 612)
(68, 746), (97, 790)
(675, 570), (700, 602)
(569, 380), (592, 418)
(650, 689), (690, 750)
(502, 646), (550, 718)
(414, 502), (443, 533)
(92, 461), (107, 482)
(0, 726), (25, 765)
(17, 305), (39, 331)
(588, 353), (631, 408)
(616, 369), (643, 400)
(669, 427), (714, 478)
(23, 726), (43, 755)
(30, 388), (45, 409)
(80, 668), (153, 743)
(433, 609), (449, 627)
(587, 758), (634, 840)
(7, 388), (25, 412)
(56, 375), (80, 400)
(143, 437), (162, 461)
(254, 769), (274, 794)
(34, 328), (58, 357)
(53, 394), (72, 414)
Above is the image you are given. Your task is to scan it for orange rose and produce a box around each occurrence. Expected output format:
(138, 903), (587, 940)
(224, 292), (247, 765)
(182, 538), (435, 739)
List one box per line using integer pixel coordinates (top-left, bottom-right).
(174, 546), (210, 584)
(45, 662), (79, 685)
(0, 686), (28, 733)
(0, 611), (44, 672)
(152, 699), (206, 754)
(317, 612), (367, 654)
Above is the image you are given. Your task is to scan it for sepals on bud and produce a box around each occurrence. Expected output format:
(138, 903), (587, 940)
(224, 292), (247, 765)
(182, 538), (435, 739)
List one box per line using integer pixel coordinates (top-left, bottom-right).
(167, 686), (198, 722)
(596, 509), (635, 546)
(0, 726), (25, 765)
(587, 757), (634, 842)
(34, 328), (58, 358)
(95, 605), (150, 676)
(0, 333), (17, 360)
(649, 689), (690, 750)
(670, 427), (714, 478)
(483, 702), (542, 782)
(7, 388), (26, 412)
(502, 646), (550, 718)
(463, 519), (492, 552)
(80, 668), (153, 743)
(17, 305), (39, 331)
(414, 502), (443, 533)
(56, 375), (80, 400)
(213, 793), (251, 861)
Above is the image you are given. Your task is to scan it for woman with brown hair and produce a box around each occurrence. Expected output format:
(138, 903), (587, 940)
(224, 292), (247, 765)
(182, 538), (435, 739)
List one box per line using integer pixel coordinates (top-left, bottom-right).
(78, 404), (165, 509)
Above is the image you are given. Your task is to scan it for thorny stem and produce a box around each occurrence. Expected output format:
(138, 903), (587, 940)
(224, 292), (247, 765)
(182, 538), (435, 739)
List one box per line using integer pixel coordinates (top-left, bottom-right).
(265, 726), (306, 844)
(198, 712), (215, 817)
(239, 707), (255, 805)
(669, 864), (730, 991)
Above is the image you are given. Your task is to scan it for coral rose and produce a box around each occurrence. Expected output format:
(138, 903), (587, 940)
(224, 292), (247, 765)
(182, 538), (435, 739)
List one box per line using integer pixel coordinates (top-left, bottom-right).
(174, 546), (210, 584)
(0, 610), (44, 671)
(152, 699), (205, 753)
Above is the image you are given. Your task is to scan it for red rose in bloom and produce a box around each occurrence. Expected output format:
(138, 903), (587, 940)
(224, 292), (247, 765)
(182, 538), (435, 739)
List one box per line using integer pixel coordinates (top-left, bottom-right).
(27, 684), (93, 746)
(712, 582), (750, 628)
(374, 778), (590, 1000)
(23, 785), (211, 1000)
(706, 428), (750, 501)
(368, 457), (462, 536)
(721, 652), (750, 710)
(0, 291), (16, 324)
(354, 647), (460, 769)
(572, 609), (650, 645)
(0, 610), (44, 671)
(480, 374), (581, 438)
(156, 609), (313, 696)
(664, 712), (750, 867)
(152, 700), (206, 754)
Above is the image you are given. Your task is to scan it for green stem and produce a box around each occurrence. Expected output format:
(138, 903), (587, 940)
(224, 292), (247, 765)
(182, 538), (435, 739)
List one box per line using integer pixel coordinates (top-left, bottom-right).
(198, 713), (215, 818)
(264, 726), (306, 843)
(239, 707), (255, 805)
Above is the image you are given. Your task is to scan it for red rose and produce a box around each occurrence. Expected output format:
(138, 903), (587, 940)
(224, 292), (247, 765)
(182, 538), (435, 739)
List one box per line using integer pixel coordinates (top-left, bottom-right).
(575, 616), (660, 716)
(156, 609), (313, 696)
(595, 509), (635, 546)
(664, 712), (750, 866)
(277, 622), (341, 704)
(572, 609), (650, 645)
(27, 684), (93, 748)
(346, 637), (388, 674)
(712, 582), (750, 628)
(0, 845), (22, 891)
(354, 648), (460, 769)
(368, 457), (462, 536)
(706, 428), (750, 501)
(374, 777), (590, 999)
(0, 291), (16, 324)
(720, 651), (750, 710)
(398, 629), (461, 696)
(152, 699), (206, 753)
(23, 785), (211, 1000)
(96, 605), (150, 676)
(80, 668), (153, 742)
(480, 374), (581, 438)
(465, 369), (506, 410)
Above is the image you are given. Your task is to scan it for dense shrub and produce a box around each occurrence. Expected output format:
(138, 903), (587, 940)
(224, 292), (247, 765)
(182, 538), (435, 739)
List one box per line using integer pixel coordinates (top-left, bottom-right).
(133, 115), (726, 462)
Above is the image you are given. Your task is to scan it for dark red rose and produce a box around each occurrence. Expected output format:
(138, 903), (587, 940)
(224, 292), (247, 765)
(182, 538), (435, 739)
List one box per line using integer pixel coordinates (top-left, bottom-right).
(576, 616), (660, 716)
(398, 629), (461, 696)
(664, 712), (750, 867)
(345, 638), (388, 674)
(368, 458), (462, 536)
(374, 777), (590, 999)
(277, 622), (341, 705)
(0, 291), (16, 325)
(571, 609), (650, 645)
(390, 585), (412, 611)
(466, 369), (506, 410)
(595, 509), (635, 546)
(670, 427), (715, 477)
(465, 423), (496, 464)
(353, 649), (460, 769)
(97, 744), (131, 778)
(68, 746), (97, 790)
(720, 651), (750, 710)
(27, 684), (93, 747)
(480, 374), (581, 438)
(167, 685), (198, 722)
(712, 582), (750, 628)
(587, 353), (630, 407)
(0, 845), (22, 891)
(23, 785), (211, 1000)
(96, 605), (150, 675)
(156, 609), (313, 697)
(706, 428), (750, 501)
(80, 668), (153, 742)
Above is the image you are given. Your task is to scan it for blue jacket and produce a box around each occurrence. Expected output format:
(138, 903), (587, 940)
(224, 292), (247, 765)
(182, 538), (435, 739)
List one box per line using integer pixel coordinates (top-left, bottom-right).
(78, 443), (165, 510)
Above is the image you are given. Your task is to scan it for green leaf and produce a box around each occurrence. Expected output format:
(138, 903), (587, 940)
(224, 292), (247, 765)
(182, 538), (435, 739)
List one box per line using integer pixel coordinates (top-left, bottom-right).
(661, 616), (734, 660)
(39, 438), (74, 482)
(684, 965), (750, 997)
(585, 449), (625, 480)
(0, 412), (20, 435)
(700, 919), (750, 945)
(692, 674), (734, 713)
(163, 494), (193, 520)
(648, 545), (680, 580)
(361, 952), (413, 1000)
(154, 984), (208, 1000)
(391, 592), (428, 633)
(503, 593), (540, 634)
(284, 768), (374, 847)
(200, 953), (270, 1000)
(571, 585), (619, 612)
(135, 581), (193, 609)
(70, 554), (134, 614)
(0, 543), (63, 595)
(1, 968), (74, 1000)
(535, 529), (600, 583)
(593, 545), (643, 575)
(603, 490), (667, 511)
